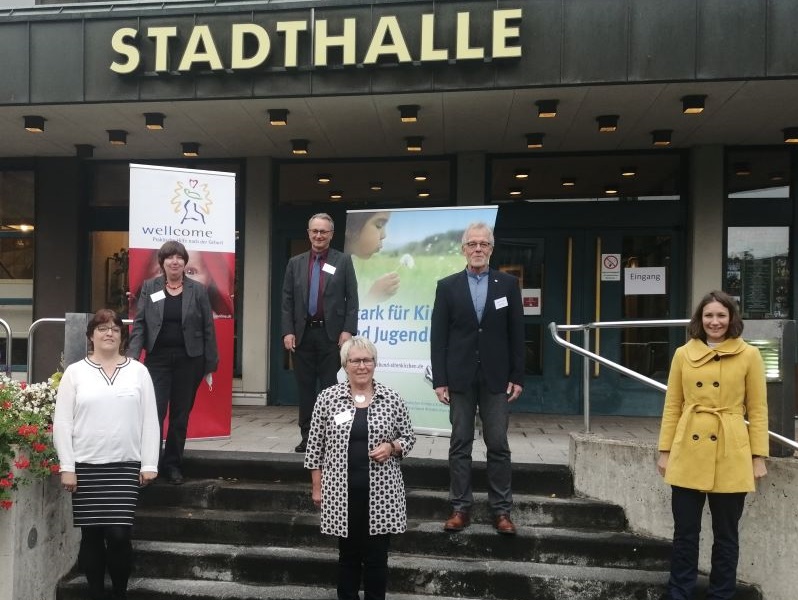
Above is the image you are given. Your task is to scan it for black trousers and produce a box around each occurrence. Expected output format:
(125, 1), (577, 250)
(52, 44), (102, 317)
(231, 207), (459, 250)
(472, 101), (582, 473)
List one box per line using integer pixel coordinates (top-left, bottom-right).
(79, 525), (133, 599)
(293, 325), (340, 441)
(144, 346), (205, 472)
(668, 486), (747, 600)
(338, 486), (391, 600)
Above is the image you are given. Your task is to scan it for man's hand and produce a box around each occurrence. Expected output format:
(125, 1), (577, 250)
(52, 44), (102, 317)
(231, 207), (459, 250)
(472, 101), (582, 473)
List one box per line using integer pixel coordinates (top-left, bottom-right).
(506, 383), (522, 403)
(435, 386), (450, 405)
(338, 331), (353, 347)
(283, 334), (296, 352)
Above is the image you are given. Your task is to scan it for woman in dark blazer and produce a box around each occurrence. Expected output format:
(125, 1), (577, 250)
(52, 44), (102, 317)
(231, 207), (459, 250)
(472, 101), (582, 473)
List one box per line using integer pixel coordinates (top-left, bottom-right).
(128, 240), (218, 484)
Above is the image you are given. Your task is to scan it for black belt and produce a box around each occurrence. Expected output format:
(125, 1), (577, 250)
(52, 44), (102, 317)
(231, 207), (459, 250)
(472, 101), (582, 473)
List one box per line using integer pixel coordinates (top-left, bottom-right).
(307, 319), (325, 328)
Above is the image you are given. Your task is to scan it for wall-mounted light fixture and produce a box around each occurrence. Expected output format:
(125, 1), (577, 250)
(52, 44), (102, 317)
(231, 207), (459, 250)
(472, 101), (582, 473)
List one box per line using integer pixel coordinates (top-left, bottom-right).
(406, 136), (424, 152)
(75, 144), (94, 158)
(413, 172), (428, 182)
(526, 133), (545, 149)
(317, 174), (332, 184)
(681, 95), (706, 114)
(514, 169), (530, 180)
(144, 112), (165, 130)
(329, 190), (343, 201)
(108, 130), (127, 145)
(535, 99), (558, 118)
(604, 184), (619, 195)
(291, 139), (309, 155)
(508, 187), (523, 197)
(182, 142), (200, 157)
(369, 182), (383, 191)
(621, 166), (637, 177)
(733, 162), (751, 176)
(268, 109), (289, 126)
(770, 172), (786, 182)
(416, 189), (430, 198)
(561, 177), (576, 187)
(398, 105), (420, 123)
(651, 129), (672, 146)
(24, 116), (45, 133)
(596, 115), (619, 133)
(782, 128), (798, 143)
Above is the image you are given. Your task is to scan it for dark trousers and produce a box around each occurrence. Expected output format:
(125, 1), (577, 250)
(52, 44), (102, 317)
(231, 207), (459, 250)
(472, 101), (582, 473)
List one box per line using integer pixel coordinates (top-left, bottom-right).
(79, 525), (133, 599)
(668, 486), (747, 600)
(144, 347), (205, 472)
(338, 486), (391, 600)
(448, 373), (512, 515)
(293, 325), (340, 441)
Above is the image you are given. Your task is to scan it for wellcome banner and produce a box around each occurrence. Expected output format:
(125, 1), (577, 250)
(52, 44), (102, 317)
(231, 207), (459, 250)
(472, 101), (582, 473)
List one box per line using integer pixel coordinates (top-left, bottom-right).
(344, 206), (498, 434)
(128, 163), (236, 439)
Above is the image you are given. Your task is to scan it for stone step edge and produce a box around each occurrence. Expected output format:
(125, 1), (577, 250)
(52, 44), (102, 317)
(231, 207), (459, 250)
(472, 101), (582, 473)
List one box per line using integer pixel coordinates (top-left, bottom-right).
(130, 539), (672, 583)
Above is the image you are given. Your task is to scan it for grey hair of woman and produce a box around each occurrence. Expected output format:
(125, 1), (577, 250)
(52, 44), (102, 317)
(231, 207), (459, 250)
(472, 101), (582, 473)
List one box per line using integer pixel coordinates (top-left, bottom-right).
(340, 336), (379, 368)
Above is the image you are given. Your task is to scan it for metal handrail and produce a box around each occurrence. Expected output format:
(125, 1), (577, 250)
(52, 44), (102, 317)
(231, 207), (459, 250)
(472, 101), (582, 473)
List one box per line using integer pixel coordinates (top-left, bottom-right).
(548, 320), (798, 452)
(0, 317), (11, 375)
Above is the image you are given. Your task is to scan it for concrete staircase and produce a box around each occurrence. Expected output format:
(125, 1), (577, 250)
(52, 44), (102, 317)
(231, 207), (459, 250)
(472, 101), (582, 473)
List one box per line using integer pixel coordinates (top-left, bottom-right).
(56, 450), (762, 600)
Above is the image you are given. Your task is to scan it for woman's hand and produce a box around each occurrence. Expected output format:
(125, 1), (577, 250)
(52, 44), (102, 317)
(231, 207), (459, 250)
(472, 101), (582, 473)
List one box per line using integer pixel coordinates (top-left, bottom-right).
(656, 451), (669, 477)
(311, 469), (322, 509)
(752, 456), (768, 479)
(61, 472), (77, 494)
(368, 442), (393, 464)
(140, 471), (157, 486)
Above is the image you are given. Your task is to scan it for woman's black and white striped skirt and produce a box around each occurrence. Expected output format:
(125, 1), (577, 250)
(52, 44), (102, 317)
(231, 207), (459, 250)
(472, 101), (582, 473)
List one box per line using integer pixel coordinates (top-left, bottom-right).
(72, 461), (141, 527)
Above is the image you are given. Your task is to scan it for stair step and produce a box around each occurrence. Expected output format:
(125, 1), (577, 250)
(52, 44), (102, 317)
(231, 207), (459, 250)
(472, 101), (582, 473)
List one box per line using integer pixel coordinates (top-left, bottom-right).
(141, 479), (625, 530)
(134, 506), (670, 570)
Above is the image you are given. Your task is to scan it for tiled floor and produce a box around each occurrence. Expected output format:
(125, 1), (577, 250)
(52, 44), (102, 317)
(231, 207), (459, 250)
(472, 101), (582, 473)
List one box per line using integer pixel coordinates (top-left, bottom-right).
(185, 406), (665, 465)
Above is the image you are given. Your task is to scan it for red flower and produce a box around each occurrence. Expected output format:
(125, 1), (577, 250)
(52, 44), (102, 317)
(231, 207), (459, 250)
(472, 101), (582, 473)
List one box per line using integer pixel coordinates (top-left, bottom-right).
(1, 401), (10, 410)
(49, 464), (60, 474)
(17, 424), (39, 437)
(32, 442), (47, 453)
(14, 457), (30, 470)
(0, 500), (13, 510)
(0, 478), (12, 489)
(6, 471), (13, 480)
(19, 382), (27, 389)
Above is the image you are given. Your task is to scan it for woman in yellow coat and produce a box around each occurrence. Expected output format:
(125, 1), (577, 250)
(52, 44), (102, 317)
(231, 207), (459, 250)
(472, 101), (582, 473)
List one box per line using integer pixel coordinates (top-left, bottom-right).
(657, 290), (768, 600)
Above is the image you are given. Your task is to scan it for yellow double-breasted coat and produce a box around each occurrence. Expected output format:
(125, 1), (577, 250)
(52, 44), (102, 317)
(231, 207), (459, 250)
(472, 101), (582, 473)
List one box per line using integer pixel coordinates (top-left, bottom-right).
(658, 337), (769, 493)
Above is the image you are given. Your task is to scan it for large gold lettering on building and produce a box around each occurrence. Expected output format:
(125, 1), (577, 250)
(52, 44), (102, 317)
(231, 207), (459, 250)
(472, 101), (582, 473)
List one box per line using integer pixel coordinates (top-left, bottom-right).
(109, 9), (522, 74)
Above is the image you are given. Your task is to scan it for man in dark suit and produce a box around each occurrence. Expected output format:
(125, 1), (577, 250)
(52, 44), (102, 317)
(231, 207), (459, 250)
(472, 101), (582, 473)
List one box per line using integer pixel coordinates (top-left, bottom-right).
(430, 222), (525, 535)
(282, 213), (359, 452)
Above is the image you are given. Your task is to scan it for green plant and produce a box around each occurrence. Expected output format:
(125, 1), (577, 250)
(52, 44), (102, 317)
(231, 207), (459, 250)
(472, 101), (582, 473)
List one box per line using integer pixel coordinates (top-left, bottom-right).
(0, 373), (60, 510)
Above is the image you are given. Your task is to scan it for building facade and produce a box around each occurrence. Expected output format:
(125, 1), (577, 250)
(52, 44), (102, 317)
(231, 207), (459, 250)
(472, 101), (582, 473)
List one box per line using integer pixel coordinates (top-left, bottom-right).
(1, 0), (797, 416)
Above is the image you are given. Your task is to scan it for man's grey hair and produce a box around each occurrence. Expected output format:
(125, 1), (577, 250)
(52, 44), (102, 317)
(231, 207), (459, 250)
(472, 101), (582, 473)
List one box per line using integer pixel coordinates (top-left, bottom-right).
(308, 213), (335, 230)
(340, 336), (378, 368)
(461, 222), (495, 245)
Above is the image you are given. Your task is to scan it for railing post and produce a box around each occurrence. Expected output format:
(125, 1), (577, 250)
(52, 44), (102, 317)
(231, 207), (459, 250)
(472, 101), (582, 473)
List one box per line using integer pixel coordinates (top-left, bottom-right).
(582, 327), (591, 433)
(0, 318), (11, 375)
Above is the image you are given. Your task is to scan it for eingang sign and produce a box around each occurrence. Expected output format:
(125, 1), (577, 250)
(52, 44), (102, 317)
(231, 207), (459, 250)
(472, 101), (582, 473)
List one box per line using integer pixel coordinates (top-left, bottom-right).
(110, 9), (522, 75)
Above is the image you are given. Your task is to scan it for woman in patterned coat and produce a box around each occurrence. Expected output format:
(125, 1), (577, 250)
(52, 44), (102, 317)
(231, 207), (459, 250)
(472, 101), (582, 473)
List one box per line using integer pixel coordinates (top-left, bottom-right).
(657, 290), (769, 600)
(305, 336), (415, 600)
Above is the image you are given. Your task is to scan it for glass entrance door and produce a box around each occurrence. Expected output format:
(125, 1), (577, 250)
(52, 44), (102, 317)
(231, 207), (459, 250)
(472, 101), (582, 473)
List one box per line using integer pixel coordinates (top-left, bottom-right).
(492, 228), (683, 417)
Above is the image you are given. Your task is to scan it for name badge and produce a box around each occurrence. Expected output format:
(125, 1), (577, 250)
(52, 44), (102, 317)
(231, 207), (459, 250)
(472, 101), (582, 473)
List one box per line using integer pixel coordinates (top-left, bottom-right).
(494, 296), (508, 309)
(322, 263), (337, 275)
(334, 410), (352, 425)
(150, 290), (166, 303)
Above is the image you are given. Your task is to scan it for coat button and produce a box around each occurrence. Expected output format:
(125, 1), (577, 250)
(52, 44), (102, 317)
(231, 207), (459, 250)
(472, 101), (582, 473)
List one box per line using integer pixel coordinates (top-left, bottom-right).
(714, 355), (721, 361)
(713, 382), (719, 387)
(692, 434), (700, 440)
(696, 382), (703, 387)
(710, 435), (718, 441)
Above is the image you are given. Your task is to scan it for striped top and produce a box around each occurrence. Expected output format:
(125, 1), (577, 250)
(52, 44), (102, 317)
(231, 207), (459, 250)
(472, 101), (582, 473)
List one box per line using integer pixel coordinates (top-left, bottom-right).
(53, 357), (160, 473)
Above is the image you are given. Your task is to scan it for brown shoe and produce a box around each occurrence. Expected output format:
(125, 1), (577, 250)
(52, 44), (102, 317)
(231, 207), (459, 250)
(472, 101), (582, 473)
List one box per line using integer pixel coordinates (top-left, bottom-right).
(494, 514), (517, 535)
(444, 511), (470, 532)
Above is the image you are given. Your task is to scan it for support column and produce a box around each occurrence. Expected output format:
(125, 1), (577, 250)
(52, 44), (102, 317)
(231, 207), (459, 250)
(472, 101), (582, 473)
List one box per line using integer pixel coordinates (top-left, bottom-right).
(456, 152), (486, 206)
(687, 145), (725, 311)
(237, 157), (272, 405)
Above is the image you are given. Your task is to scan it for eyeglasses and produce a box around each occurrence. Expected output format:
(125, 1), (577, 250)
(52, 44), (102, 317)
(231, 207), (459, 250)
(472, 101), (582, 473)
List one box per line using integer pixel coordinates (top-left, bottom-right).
(464, 241), (492, 250)
(347, 358), (375, 367)
(308, 229), (332, 236)
(96, 326), (121, 334)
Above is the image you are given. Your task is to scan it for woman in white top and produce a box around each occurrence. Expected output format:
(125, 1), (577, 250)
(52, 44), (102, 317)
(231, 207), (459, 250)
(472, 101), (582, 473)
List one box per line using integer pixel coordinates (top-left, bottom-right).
(54, 308), (160, 600)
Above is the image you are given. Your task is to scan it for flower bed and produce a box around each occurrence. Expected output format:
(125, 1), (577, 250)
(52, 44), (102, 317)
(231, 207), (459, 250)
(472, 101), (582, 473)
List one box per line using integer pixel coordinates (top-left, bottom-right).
(0, 373), (60, 509)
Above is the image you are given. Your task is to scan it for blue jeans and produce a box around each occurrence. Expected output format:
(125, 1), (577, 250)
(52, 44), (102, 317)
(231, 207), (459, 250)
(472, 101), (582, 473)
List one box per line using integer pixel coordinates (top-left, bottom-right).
(668, 486), (746, 600)
(448, 374), (512, 515)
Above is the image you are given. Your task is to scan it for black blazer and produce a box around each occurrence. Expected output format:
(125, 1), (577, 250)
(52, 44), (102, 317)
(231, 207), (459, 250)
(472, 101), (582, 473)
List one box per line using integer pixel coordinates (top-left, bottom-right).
(430, 268), (525, 394)
(281, 247), (359, 346)
(127, 276), (219, 374)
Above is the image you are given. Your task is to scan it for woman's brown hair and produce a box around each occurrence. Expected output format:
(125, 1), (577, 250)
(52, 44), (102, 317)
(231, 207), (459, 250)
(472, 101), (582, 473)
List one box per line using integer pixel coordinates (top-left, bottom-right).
(86, 308), (128, 353)
(687, 290), (744, 342)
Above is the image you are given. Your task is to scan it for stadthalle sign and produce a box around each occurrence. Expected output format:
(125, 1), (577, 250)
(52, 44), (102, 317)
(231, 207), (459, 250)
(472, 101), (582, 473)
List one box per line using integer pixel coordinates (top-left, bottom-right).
(110, 8), (522, 74)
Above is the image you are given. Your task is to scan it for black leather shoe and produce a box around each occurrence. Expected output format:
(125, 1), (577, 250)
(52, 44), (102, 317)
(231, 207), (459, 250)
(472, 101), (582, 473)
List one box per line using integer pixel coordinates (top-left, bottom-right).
(294, 441), (307, 453)
(167, 468), (184, 485)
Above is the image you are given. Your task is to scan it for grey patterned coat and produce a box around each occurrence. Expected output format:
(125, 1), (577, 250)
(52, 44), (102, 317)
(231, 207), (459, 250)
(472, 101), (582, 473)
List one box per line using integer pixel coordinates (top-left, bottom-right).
(304, 381), (416, 537)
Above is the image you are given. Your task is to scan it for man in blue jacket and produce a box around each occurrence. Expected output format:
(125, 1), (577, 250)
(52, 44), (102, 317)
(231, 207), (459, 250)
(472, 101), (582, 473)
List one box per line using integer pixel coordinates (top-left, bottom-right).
(430, 222), (525, 535)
